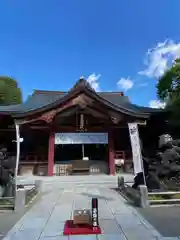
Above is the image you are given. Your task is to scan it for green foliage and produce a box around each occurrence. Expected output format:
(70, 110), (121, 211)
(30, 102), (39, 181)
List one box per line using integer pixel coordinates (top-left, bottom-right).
(0, 77), (22, 105)
(148, 195), (164, 200)
(157, 58), (180, 103)
(156, 59), (180, 135)
(148, 194), (180, 200)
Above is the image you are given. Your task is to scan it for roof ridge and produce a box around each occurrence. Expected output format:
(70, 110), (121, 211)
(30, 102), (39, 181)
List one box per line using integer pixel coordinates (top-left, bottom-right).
(100, 92), (124, 96)
(33, 89), (124, 96)
(33, 90), (66, 95)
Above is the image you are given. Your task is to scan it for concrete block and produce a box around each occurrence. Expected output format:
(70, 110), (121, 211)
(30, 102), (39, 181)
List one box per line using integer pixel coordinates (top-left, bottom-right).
(9, 229), (42, 240)
(35, 180), (43, 193)
(117, 176), (124, 189)
(20, 217), (47, 230)
(97, 234), (126, 240)
(40, 237), (69, 240)
(14, 188), (26, 212)
(139, 185), (149, 208)
(99, 219), (123, 234)
(41, 220), (64, 237)
(69, 235), (97, 240)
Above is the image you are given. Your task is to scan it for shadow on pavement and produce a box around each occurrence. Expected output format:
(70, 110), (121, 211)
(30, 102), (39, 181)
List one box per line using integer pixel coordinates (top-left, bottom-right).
(81, 192), (114, 201)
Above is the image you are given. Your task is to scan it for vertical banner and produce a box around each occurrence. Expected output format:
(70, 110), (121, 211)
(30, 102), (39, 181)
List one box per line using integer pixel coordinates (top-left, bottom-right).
(15, 123), (20, 180)
(91, 198), (99, 228)
(128, 123), (143, 175)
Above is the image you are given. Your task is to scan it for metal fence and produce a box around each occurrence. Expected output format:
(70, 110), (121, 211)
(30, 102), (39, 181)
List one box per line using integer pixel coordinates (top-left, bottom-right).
(148, 191), (180, 205)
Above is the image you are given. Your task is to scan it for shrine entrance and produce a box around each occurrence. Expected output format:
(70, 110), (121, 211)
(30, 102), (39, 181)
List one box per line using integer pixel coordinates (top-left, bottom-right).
(54, 144), (108, 162)
(53, 132), (109, 175)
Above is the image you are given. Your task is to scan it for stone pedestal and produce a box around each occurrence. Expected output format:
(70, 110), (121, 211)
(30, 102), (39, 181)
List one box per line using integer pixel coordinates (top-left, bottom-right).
(14, 188), (26, 212)
(35, 180), (43, 193)
(139, 185), (149, 208)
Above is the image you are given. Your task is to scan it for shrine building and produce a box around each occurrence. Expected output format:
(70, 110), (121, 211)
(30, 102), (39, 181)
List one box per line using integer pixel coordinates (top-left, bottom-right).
(0, 78), (167, 176)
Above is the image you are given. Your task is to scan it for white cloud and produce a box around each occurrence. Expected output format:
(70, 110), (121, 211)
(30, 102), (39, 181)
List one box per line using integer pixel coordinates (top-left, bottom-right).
(139, 39), (180, 78)
(149, 100), (166, 109)
(87, 73), (101, 91)
(117, 77), (134, 91)
(137, 83), (148, 88)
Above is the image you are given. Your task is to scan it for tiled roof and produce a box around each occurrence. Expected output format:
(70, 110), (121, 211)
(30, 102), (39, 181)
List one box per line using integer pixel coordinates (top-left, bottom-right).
(0, 90), (164, 116)
(0, 78), (165, 118)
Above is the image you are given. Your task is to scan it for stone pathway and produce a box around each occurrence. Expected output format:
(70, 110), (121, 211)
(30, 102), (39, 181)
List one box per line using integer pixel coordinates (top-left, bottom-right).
(2, 185), (177, 240)
(17, 174), (134, 186)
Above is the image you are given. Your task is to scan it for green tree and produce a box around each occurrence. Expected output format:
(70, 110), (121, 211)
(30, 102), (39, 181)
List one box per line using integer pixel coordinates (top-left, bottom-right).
(157, 59), (180, 135)
(0, 77), (22, 105)
(157, 58), (180, 104)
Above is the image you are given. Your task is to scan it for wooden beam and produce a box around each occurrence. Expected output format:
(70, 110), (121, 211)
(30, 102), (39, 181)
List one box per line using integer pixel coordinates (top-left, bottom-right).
(136, 120), (147, 126)
(0, 129), (15, 131)
(15, 101), (75, 125)
(30, 126), (50, 129)
(83, 107), (109, 120)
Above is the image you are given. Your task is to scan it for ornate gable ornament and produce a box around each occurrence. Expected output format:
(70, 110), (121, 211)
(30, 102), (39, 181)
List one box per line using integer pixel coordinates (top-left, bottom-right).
(68, 77), (96, 94)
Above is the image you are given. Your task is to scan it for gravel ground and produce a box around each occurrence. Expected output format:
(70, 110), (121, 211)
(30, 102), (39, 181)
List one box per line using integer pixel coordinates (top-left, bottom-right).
(0, 194), (41, 240)
(137, 205), (180, 237)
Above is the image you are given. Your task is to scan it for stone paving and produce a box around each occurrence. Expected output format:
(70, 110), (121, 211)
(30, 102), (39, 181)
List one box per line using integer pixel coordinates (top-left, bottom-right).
(17, 174), (134, 186)
(2, 184), (179, 240)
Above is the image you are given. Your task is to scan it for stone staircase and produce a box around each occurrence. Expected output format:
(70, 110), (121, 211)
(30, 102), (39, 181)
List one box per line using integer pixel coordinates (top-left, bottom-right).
(17, 174), (134, 188)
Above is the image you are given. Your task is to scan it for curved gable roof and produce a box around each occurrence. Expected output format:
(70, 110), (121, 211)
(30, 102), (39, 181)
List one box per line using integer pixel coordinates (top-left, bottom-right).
(0, 78), (166, 118)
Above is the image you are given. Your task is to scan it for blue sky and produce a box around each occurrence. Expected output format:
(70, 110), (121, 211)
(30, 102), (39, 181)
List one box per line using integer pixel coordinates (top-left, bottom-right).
(0, 1), (180, 107)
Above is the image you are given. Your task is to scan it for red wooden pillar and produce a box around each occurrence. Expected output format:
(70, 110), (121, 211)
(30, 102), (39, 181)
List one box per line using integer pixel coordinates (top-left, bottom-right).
(48, 132), (55, 176)
(108, 129), (115, 175)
